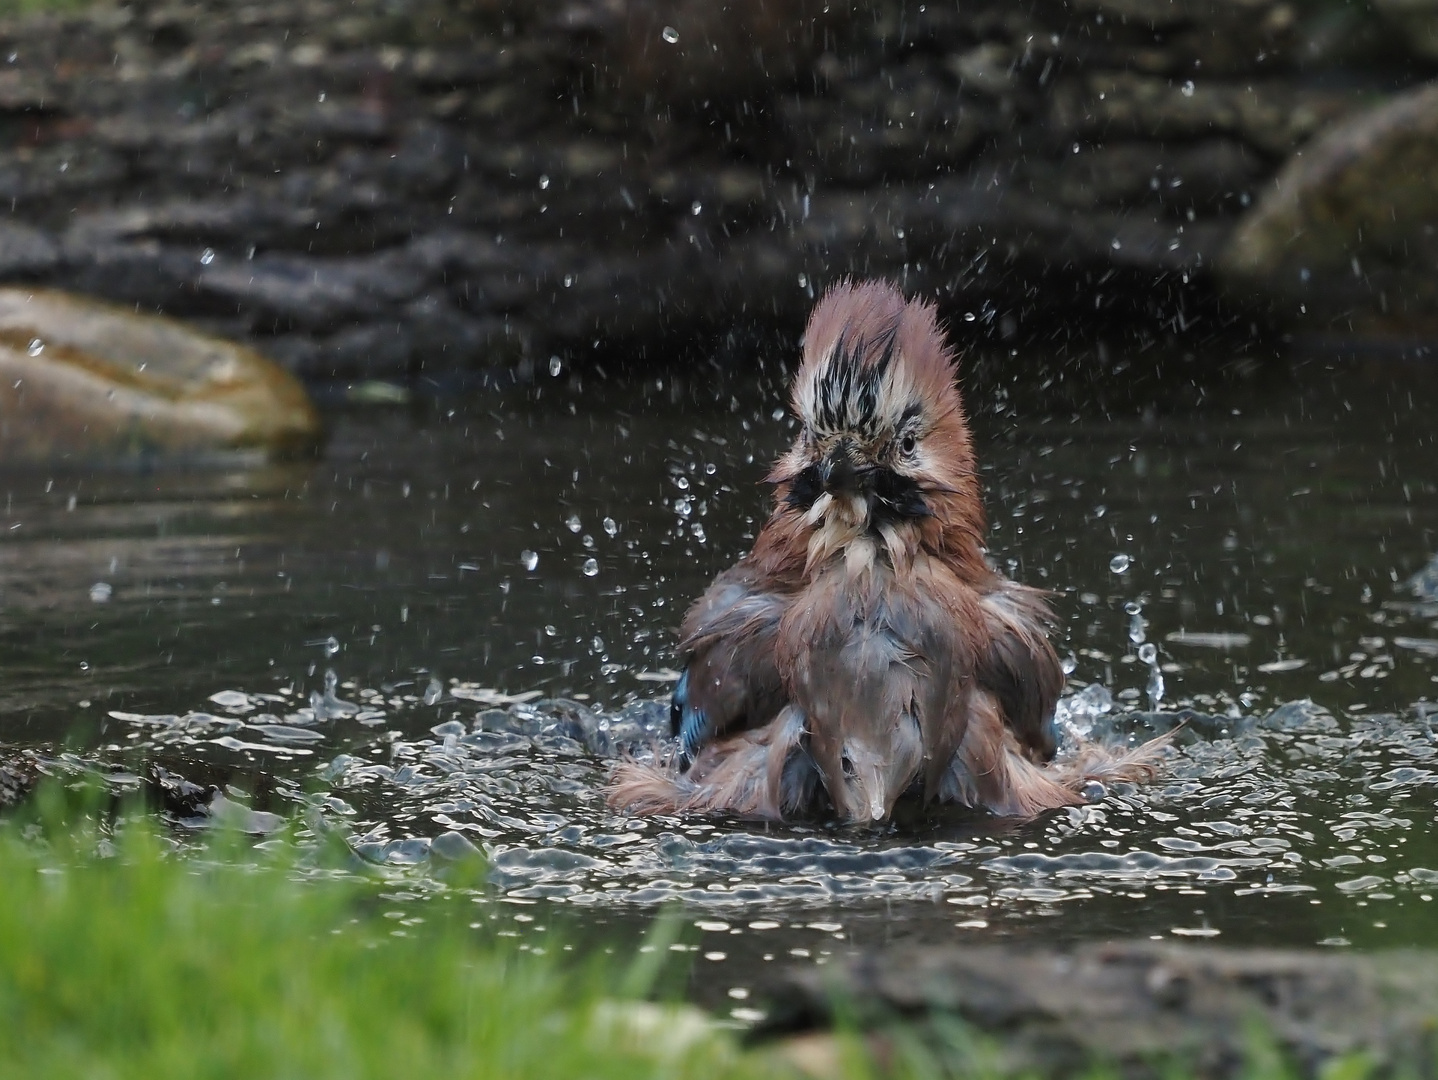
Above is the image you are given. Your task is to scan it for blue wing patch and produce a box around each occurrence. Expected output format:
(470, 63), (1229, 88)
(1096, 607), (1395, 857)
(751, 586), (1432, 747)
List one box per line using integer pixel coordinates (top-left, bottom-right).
(669, 668), (708, 768)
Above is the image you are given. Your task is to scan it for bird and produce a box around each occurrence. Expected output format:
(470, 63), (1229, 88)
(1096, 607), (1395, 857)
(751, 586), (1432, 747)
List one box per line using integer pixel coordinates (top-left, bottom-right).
(607, 279), (1166, 823)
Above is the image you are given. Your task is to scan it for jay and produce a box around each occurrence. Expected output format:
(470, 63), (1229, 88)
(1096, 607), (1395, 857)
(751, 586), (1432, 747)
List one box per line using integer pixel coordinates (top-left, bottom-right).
(609, 280), (1164, 822)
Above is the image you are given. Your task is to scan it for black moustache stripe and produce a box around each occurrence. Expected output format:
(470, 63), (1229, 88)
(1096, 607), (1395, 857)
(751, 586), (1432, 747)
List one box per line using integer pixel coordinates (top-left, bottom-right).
(785, 462), (824, 510)
(783, 464), (931, 521)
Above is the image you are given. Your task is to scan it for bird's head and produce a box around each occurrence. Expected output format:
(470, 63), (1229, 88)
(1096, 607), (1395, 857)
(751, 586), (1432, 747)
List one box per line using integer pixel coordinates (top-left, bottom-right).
(768, 280), (984, 561)
(808, 707), (925, 824)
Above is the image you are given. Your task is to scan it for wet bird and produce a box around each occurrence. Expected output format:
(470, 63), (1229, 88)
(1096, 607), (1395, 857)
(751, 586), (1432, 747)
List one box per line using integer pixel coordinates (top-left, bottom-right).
(608, 280), (1165, 822)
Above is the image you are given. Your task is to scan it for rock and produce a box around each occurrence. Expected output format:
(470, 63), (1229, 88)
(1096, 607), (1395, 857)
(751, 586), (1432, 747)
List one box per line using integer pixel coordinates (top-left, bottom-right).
(0, 222), (59, 276)
(1050, 74), (1355, 157)
(1218, 81), (1438, 327)
(0, 288), (321, 461)
(760, 942), (1438, 1078)
(1372, 0), (1438, 59)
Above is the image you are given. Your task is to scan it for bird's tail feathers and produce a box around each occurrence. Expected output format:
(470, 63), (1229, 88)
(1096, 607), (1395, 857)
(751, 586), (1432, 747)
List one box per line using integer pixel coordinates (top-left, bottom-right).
(606, 708), (811, 819)
(942, 695), (1174, 818)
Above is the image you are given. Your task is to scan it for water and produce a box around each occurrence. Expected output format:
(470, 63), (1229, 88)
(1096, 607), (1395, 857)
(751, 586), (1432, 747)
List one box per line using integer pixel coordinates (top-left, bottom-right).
(4, 351), (1438, 1017)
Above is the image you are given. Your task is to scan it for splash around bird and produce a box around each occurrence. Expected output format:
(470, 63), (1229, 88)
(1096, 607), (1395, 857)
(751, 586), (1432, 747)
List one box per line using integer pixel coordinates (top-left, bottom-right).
(608, 280), (1166, 824)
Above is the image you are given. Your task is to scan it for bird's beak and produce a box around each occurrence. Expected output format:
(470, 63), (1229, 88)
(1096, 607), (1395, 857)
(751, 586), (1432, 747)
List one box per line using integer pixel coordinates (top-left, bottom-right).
(846, 748), (895, 824)
(817, 439), (859, 494)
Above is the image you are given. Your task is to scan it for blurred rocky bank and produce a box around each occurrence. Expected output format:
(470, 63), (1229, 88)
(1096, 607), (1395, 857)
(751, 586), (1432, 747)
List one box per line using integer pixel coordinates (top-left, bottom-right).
(0, 0), (1435, 388)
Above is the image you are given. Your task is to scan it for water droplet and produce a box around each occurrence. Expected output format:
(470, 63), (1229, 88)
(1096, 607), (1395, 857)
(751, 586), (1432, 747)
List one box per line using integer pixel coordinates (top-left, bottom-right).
(1124, 600), (1142, 615)
(1109, 553), (1132, 574)
(520, 550), (539, 571)
(675, 476), (690, 490)
(538, 174), (550, 190)
(691, 200), (702, 215)
(26, 338), (43, 356)
(1181, 79), (1195, 97)
(603, 517), (619, 537)
(661, 25), (680, 43)
(1081, 780), (1108, 803)
(566, 514), (582, 533)
(199, 248), (215, 265)
(582, 533), (595, 549)
(562, 273), (575, 288)
(582, 557), (599, 577)
(590, 636), (605, 654)
(89, 582), (112, 603)
(704, 463), (717, 475)
(1145, 665), (1165, 710)
(964, 312), (976, 322)
(691, 523), (707, 543)
(423, 677), (443, 706)
(323, 636), (341, 658)
(1110, 238), (1122, 250)
(674, 497), (692, 518)
(549, 356), (562, 376)
(797, 272), (809, 289)
(1138, 642), (1157, 666)
(1128, 613), (1147, 644)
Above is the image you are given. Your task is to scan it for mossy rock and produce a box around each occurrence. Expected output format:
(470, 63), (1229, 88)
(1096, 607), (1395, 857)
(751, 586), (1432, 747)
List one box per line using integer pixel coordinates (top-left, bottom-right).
(0, 289), (321, 462)
(1218, 81), (1438, 331)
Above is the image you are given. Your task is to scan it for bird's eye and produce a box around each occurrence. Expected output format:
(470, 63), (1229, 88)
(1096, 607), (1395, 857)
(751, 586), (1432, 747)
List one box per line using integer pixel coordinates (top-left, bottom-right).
(900, 433), (917, 456)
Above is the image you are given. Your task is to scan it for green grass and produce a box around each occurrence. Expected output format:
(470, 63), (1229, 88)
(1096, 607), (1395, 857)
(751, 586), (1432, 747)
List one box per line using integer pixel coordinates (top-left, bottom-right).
(0, 792), (783, 1080)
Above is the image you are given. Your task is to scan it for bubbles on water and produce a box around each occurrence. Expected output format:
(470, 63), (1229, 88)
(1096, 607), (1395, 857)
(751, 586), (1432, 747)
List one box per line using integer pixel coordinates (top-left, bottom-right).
(1055, 682), (1112, 740)
(520, 550), (539, 572)
(603, 517), (619, 538)
(661, 25), (680, 43)
(582, 558), (599, 577)
(1109, 553), (1132, 574)
(549, 356), (563, 377)
(89, 582), (112, 603)
(26, 338), (43, 356)
(565, 514), (582, 533)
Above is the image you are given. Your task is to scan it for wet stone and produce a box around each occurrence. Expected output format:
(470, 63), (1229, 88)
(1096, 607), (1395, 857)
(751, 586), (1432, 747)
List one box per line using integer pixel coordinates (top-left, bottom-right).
(1220, 81), (1438, 327)
(0, 288), (321, 462)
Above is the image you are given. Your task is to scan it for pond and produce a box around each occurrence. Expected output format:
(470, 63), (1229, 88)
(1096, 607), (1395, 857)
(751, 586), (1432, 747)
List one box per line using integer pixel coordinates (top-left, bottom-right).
(4, 343), (1438, 1018)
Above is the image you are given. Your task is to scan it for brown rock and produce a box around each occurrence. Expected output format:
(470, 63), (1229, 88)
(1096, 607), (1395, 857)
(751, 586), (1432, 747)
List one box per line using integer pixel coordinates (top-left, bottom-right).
(0, 288), (321, 462)
(1218, 80), (1438, 326)
(762, 941), (1438, 1078)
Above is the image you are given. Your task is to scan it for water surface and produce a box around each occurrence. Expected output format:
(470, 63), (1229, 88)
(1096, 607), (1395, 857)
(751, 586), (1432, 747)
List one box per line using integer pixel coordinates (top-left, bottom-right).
(4, 350), (1438, 1017)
